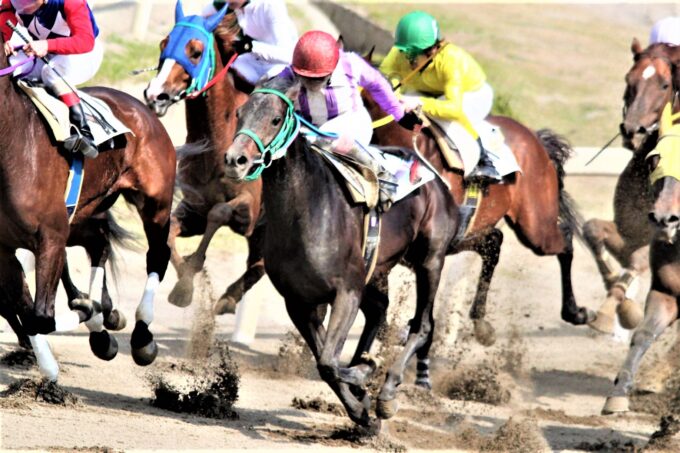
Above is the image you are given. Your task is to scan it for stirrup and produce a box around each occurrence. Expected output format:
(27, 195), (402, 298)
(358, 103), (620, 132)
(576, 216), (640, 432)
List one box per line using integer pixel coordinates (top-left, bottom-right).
(64, 130), (99, 159)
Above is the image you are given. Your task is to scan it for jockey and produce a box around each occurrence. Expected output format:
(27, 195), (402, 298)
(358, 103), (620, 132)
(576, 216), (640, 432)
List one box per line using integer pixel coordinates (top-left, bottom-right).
(278, 30), (421, 204)
(1, 0), (102, 158)
(649, 17), (680, 45)
(380, 11), (501, 182)
(202, 0), (297, 85)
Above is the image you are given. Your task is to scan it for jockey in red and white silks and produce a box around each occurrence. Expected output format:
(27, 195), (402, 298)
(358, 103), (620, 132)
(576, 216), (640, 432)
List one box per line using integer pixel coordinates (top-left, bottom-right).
(1, 0), (102, 157)
(202, 0), (297, 85)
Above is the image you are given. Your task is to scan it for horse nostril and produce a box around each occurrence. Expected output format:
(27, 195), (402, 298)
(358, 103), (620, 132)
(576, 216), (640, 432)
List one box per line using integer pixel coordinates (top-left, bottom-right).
(669, 215), (680, 225)
(157, 93), (170, 102)
(637, 125), (647, 135)
(649, 212), (660, 225)
(237, 155), (248, 166)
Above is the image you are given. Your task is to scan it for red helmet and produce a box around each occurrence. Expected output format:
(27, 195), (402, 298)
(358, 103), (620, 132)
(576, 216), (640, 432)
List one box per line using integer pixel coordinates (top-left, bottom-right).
(292, 31), (340, 78)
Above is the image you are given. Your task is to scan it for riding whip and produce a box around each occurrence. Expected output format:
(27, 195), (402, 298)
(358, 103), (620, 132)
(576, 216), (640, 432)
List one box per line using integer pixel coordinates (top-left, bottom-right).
(584, 132), (622, 166)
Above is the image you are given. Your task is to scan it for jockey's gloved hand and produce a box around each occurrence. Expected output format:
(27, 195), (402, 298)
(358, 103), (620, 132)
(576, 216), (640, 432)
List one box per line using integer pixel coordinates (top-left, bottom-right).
(397, 111), (422, 131)
(233, 34), (254, 54)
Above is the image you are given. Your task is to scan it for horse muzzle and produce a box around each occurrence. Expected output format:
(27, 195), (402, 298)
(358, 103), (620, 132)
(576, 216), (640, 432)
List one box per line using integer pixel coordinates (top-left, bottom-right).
(144, 89), (174, 117)
(223, 148), (253, 181)
(649, 210), (680, 243)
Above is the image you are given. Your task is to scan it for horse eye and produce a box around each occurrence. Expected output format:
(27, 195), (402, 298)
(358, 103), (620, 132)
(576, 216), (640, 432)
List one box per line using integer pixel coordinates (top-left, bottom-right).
(661, 82), (670, 90)
(191, 50), (202, 59)
(272, 116), (282, 126)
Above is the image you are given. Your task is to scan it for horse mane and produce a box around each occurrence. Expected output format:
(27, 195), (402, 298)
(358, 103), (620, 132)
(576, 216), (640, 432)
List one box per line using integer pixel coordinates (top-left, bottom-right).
(638, 43), (680, 64)
(214, 12), (241, 50)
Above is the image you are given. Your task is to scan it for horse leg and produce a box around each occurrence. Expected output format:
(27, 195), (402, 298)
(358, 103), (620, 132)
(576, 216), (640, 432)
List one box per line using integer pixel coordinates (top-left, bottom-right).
(377, 254), (444, 419)
(215, 221), (266, 315)
(127, 193), (172, 366)
(0, 302), (30, 349)
(468, 229), (504, 347)
(167, 203), (207, 307)
(602, 289), (678, 414)
(285, 297), (373, 427)
(583, 219), (647, 333)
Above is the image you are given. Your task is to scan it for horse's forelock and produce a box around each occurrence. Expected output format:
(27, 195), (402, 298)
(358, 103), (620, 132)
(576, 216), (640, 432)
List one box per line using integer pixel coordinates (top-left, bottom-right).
(214, 12), (241, 48)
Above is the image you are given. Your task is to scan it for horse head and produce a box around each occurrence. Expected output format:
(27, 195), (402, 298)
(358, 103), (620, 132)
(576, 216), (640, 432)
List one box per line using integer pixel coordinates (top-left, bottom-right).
(224, 77), (300, 181)
(144, 0), (236, 116)
(621, 39), (680, 152)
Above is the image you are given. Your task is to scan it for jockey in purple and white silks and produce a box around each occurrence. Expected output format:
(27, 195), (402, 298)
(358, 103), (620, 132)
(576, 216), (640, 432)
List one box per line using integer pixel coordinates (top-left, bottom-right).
(2, 0), (103, 158)
(202, 0), (297, 85)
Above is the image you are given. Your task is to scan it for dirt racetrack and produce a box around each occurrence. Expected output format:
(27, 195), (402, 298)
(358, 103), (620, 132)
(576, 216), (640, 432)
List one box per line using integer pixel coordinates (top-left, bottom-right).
(1, 172), (676, 452)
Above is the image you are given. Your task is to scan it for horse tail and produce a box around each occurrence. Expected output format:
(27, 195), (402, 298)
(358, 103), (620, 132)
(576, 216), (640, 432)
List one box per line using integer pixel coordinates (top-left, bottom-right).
(536, 129), (585, 243)
(103, 210), (140, 284)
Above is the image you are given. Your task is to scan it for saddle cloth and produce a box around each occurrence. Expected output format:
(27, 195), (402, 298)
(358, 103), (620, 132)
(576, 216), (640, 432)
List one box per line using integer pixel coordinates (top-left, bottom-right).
(17, 80), (132, 145)
(311, 141), (436, 211)
(423, 113), (521, 177)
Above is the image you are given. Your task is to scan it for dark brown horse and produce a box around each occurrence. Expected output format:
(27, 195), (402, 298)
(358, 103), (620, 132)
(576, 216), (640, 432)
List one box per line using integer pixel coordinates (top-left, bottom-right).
(601, 104), (680, 414)
(0, 31), (176, 380)
(223, 77), (458, 429)
(583, 40), (680, 335)
(362, 80), (590, 362)
(144, 2), (264, 315)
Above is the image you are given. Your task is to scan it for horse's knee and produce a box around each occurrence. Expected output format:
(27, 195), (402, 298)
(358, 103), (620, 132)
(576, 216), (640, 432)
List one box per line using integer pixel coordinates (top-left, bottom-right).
(317, 362), (339, 383)
(631, 328), (657, 349)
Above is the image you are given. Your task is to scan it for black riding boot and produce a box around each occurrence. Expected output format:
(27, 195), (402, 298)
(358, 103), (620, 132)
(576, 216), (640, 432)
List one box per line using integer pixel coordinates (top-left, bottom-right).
(65, 103), (99, 159)
(467, 137), (501, 183)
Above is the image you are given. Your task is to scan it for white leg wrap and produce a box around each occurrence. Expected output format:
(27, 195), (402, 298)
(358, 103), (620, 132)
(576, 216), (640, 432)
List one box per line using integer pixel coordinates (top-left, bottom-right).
(136, 272), (159, 324)
(85, 312), (104, 333)
(54, 311), (81, 333)
(231, 294), (260, 346)
(29, 335), (59, 382)
(625, 276), (640, 299)
(89, 266), (105, 303)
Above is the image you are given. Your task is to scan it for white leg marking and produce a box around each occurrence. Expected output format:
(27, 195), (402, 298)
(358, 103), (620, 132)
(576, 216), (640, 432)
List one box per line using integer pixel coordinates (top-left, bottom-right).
(136, 272), (159, 325)
(29, 335), (59, 382)
(54, 311), (81, 332)
(85, 267), (105, 332)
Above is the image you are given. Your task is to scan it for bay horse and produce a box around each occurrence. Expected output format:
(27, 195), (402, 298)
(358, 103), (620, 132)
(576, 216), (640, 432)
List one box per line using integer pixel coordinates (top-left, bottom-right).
(583, 40), (680, 335)
(601, 101), (680, 415)
(0, 31), (176, 380)
(144, 1), (264, 315)
(223, 77), (459, 429)
(361, 61), (591, 361)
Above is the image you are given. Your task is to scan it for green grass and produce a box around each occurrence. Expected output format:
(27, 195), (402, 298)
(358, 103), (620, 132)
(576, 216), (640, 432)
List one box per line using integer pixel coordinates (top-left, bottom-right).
(90, 35), (159, 86)
(349, 2), (656, 146)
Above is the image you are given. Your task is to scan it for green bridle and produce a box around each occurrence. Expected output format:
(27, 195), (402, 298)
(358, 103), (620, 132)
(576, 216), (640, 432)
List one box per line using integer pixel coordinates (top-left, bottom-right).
(235, 88), (301, 181)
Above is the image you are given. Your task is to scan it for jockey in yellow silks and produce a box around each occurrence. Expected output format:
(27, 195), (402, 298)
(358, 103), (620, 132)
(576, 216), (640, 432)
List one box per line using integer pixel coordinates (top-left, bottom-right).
(380, 11), (501, 182)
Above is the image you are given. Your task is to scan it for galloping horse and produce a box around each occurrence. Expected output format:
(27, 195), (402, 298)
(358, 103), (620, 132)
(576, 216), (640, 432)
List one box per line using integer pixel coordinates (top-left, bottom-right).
(362, 69), (591, 357)
(223, 77), (458, 429)
(144, 1), (264, 315)
(602, 96), (680, 415)
(0, 31), (176, 379)
(583, 40), (680, 334)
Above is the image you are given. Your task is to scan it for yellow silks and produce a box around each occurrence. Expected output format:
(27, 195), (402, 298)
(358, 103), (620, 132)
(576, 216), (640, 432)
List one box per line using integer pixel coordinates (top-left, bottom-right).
(648, 102), (680, 184)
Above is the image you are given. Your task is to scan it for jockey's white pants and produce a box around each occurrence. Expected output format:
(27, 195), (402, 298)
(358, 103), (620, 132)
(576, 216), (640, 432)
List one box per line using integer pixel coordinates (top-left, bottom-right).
(416, 82), (494, 177)
(233, 53), (287, 85)
(319, 106), (374, 149)
(10, 38), (104, 90)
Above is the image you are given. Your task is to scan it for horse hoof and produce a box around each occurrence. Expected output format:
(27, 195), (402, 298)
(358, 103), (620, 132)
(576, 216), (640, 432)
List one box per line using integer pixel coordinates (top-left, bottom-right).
(364, 417), (382, 436)
(89, 330), (118, 361)
(131, 321), (158, 366)
(168, 277), (194, 308)
(617, 299), (643, 330)
(601, 396), (629, 415)
(71, 298), (94, 321)
(588, 311), (615, 334)
(473, 319), (496, 346)
(104, 309), (127, 331)
(214, 295), (238, 315)
(415, 378), (432, 391)
(376, 398), (399, 419)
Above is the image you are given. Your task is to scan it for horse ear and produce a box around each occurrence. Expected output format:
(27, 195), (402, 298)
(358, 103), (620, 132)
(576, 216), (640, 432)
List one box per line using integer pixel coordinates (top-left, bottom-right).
(205, 4), (228, 32)
(337, 35), (345, 51)
(631, 38), (642, 57)
(175, 0), (185, 23)
(364, 45), (376, 64)
(285, 80), (301, 102)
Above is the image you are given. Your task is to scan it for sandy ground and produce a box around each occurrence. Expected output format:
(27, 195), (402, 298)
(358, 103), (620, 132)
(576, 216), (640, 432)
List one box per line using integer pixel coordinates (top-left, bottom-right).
(1, 172), (675, 452)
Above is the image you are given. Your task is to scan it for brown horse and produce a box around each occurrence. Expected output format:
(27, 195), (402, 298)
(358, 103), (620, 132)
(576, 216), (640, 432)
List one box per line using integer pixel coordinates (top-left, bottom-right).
(583, 40), (680, 335)
(0, 32), (176, 379)
(601, 103), (680, 414)
(223, 77), (458, 429)
(362, 79), (591, 361)
(144, 2), (264, 315)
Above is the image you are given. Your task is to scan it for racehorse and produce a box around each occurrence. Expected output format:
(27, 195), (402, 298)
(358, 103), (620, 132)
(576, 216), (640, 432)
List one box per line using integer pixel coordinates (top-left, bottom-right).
(0, 31), (176, 380)
(223, 77), (459, 429)
(601, 94), (680, 414)
(583, 40), (680, 334)
(361, 59), (591, 360)
(144, 1), (264, 315)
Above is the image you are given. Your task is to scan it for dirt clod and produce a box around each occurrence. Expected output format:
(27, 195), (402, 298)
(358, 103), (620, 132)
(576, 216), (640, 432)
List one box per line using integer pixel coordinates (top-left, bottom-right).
(0, 349), (36, 369)
(443, 361), (511, 405)
(0, 378), (78, 407)
(274, 330), (317, 379)
(291, 396), (345, 416)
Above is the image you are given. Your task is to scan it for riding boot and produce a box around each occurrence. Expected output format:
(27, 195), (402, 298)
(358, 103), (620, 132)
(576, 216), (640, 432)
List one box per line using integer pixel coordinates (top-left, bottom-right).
(65, 103), (99, 159)
(343, 144), (398, 212)
(467, 138), (501, 184)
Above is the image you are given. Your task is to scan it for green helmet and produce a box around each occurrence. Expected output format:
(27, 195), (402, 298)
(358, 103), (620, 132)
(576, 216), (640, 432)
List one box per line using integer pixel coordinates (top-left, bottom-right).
(394, 11), (441, 56)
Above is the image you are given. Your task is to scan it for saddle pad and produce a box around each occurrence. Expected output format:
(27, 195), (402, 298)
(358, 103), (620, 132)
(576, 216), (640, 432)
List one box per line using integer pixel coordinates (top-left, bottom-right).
(17, 81), (133, 145)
